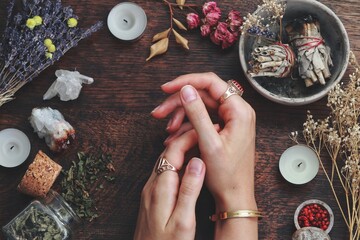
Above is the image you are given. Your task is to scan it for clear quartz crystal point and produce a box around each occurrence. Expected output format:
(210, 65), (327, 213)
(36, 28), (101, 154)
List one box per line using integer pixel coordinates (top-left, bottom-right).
(43, 70), (94, 101)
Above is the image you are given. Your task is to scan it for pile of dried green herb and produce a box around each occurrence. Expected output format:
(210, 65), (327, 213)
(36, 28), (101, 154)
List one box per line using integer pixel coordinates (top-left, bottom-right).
(60, 152), (116, 222)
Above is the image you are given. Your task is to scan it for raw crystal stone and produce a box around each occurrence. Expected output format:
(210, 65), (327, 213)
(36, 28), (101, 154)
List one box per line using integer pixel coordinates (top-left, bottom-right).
(43, 69), (94, 101)
(29, 107), (75, 152)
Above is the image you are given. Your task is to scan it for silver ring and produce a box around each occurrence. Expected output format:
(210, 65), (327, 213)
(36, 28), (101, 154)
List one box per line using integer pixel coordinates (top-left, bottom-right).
(155, 156), (178, 175)
(219, 80), (244, 104)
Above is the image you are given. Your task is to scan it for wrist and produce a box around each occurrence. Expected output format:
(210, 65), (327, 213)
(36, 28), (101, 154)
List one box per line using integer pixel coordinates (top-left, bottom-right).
(214, 186), (257, 212)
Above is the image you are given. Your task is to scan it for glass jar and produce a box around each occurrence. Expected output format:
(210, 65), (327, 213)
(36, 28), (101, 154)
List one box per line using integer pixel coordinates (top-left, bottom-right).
(2, 190), (80, 240)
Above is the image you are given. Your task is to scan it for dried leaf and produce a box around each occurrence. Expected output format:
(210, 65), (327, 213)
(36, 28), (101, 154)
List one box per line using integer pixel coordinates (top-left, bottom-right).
(146, 38), (169, 61)
(176, 0), (186, 9)
(152, 28), (171, 42)
(172, 29), (189, 50)
(173, 18), (187, 31)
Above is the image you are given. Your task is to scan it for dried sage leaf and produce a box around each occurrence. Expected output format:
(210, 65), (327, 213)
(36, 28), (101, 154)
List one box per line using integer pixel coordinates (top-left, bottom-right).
(146, 38), (169, 61)
(176, 0), (186, 9)
(60, 151), (115, 222)
(172, 29), (189, 50)
(173, 18), (187, 31)
(152, 28), (171, 42)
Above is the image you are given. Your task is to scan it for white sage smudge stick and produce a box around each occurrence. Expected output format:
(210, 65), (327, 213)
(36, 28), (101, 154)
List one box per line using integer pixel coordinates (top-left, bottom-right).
(286, 15), (333, 87)
(248, 44), (295, 78)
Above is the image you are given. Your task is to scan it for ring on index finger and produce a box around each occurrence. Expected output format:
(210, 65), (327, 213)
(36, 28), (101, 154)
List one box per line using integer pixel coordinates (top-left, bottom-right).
(155, 156), (178, 175)
(219, 80), (244, 104)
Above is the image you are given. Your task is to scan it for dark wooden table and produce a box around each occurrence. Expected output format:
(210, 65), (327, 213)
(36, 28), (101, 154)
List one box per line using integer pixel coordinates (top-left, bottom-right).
(0, 0), (359, 239)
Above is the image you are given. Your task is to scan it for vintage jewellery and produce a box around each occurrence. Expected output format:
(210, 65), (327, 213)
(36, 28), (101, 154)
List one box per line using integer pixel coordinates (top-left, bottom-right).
(209, 210), (262, 221)
(155, 156), (178, 175)
(219, 80), (244, 104)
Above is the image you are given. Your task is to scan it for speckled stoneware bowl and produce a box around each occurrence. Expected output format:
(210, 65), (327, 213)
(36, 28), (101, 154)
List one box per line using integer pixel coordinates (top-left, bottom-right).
(239, 0), (350, 105)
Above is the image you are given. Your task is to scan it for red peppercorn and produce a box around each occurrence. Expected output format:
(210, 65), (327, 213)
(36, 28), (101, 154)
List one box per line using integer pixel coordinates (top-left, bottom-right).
(298, 203), (330, 230)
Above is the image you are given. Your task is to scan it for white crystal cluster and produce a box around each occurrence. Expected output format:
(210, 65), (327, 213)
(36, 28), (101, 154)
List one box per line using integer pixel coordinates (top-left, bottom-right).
(29, 107), (75, 152)
(43, 69), (94, 101)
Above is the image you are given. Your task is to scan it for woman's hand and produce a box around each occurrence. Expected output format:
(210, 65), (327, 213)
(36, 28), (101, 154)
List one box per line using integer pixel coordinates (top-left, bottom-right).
(152, 72), (258, 239)
(134, 128), (206, 240)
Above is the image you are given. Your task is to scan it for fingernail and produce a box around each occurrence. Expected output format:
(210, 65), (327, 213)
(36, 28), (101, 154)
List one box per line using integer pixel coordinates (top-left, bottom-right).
(151, 105), (161, 113)
(161, 82), (170, 87)
(181, 85), (197, 103)
(188, 158), (203, 176)
(166, 118), (173, 130)
(163, 135), (171, 145)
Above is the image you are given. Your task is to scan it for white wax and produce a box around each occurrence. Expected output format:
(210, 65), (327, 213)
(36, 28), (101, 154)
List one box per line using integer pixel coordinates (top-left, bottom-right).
(0, 128), (31, 168)
(107, 2), (147, 41)
(279, 145), (319, 184)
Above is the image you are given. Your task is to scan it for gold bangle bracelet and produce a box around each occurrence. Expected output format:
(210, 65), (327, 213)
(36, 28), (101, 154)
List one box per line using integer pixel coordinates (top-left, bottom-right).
(209, 210), (262, 222)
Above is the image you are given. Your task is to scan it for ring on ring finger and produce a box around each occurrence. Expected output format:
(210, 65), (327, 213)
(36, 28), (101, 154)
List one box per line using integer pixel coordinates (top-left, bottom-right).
(155, 155), (178, 175)
(219, 80), (244, 104)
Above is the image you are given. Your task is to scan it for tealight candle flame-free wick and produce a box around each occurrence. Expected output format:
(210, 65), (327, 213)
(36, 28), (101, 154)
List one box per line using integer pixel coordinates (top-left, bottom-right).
(298, 162), (303, 167)
(10, 145), (14, 150)
(123, 19), (128, 23)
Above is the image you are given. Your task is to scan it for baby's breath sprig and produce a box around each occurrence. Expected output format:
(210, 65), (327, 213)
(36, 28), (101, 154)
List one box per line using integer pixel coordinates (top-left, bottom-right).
(293, 51), (360, 240)
(241, 0), (286, 41)
(0, 0), (103, 107)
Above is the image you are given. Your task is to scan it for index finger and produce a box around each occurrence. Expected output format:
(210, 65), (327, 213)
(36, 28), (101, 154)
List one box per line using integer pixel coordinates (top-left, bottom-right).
(161, 72), (227, 100)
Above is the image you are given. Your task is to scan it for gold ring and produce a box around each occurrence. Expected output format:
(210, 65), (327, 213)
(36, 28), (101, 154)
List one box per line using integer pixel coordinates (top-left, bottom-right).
(155, 156), (178, 175)
(219, 80), (244, 104)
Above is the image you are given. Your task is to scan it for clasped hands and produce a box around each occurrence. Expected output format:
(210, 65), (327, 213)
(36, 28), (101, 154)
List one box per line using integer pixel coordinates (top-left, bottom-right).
(134, 72), (258, 240)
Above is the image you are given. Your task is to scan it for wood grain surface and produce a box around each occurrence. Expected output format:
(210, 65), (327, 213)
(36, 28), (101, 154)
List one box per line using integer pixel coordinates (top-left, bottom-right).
(0, 0), (359, 239)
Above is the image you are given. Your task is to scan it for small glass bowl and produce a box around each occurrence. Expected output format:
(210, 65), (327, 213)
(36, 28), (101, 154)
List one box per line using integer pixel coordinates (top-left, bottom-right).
(294, 199), (334, 234)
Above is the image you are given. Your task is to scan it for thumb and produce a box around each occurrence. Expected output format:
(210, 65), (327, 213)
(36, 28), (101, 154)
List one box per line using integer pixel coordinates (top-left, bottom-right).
(171, 158), (205, 224)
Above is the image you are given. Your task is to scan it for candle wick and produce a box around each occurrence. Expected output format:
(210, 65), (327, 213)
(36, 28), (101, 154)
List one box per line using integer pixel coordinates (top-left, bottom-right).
(298, 162), (303, 167)
(123, 19), (128, 23)
(10, 145), (14, 150)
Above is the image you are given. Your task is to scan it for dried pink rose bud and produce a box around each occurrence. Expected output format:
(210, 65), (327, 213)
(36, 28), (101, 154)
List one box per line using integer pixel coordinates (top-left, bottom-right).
(210, 22), (238, 49)
(227, 10), (243, 32)
(202, 1), (220, 15)
(206, 11), (221, 26)
(186, 13), (200, 29)
(200, 24), (211, 37)
(222, 31), (238, 49)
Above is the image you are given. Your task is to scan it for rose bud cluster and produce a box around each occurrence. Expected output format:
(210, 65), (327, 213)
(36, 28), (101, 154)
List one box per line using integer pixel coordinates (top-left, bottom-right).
(186, 1), (243, 49)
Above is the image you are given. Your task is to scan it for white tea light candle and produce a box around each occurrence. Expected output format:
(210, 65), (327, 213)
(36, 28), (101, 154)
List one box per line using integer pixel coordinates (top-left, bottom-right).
(0, 128), (31, 168)
(107, 2), (147, 41)
(279, 145), (319, 184)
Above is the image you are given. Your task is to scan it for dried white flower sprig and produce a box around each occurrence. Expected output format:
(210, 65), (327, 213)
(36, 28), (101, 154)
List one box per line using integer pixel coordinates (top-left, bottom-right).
(291, 51), (360, 240)
(241, 0), (286, 40)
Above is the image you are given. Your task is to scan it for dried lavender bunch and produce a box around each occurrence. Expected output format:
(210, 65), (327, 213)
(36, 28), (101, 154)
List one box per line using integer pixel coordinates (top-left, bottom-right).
(241, 0), (286, 40)
(291, 51), (360, 240)
(0, 0), (103, 107)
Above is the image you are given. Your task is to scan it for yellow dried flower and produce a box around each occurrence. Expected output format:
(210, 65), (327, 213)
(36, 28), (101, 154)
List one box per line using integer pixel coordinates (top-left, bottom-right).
(67, 18), (78, 28)
(26, 18), (36, 30)
(33, 16), (43, 26)
(45, 52), (53, 59)
(48, 44), (56, 53)
(44, 38), (53, 48)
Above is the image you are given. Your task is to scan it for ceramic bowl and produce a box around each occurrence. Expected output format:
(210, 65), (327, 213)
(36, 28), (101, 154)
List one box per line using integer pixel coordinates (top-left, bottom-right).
(294, 199), (334, 234)
(239, 0), (350, 105)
